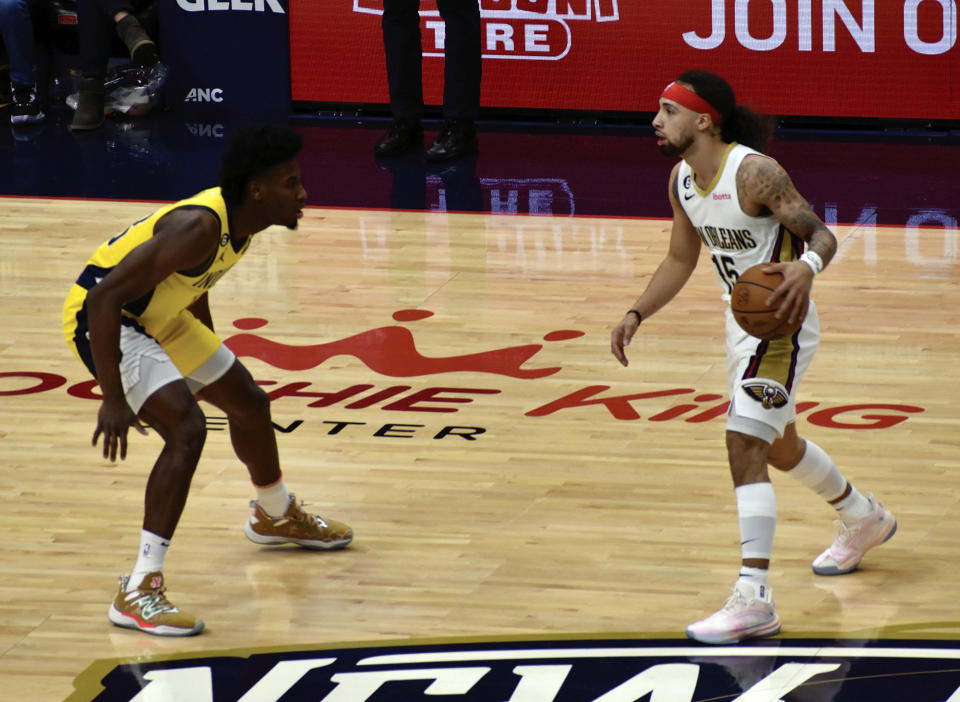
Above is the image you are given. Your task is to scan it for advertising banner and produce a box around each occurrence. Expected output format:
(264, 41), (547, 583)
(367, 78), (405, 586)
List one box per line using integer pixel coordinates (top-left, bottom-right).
(289, 0), (958, 120)
(159, 0), (292, 117)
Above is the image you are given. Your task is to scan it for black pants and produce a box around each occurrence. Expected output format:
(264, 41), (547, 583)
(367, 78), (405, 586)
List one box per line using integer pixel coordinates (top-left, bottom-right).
(382, 0), (481, 121)
(76, 0), (140, 77)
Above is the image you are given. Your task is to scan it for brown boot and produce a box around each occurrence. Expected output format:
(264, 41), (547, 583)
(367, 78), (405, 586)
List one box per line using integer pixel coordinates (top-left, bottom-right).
(70, 76), (105, 131)
(116, 15), (158, 67)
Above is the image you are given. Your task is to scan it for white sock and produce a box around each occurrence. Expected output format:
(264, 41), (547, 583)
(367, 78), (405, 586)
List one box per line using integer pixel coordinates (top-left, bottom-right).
(787, 440), (872, 525)
(127, 529), (170, 592)
(736, 482), (777, 562)
(834, 487), (874, 526)
(737, 566), (770, 599)
(255, 477), (291, 517)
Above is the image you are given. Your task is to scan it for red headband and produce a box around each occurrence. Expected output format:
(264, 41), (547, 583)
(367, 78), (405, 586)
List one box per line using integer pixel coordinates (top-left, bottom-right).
(660, 81), (724, 125)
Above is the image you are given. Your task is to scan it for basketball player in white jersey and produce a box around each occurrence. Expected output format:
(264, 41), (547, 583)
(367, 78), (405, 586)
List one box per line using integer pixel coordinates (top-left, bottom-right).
(610, 71), (896, 644)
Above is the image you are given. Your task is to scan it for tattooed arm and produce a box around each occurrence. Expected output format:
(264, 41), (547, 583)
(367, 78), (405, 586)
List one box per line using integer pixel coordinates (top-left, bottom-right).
(737, 155), (838, 324)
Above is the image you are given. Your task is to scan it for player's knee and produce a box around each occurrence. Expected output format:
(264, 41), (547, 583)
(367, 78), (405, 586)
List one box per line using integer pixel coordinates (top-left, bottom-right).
(725, 430), (771, 484)
(725, 427), (770, 453)
(169, 403), (207, 462)
(229, 382), (272, 425)
(768, 434), (805, 470)
(247, 382), (271, 416)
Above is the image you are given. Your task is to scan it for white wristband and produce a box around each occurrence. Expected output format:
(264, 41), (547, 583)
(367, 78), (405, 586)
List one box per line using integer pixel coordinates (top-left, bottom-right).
(800, 250), (823, 275)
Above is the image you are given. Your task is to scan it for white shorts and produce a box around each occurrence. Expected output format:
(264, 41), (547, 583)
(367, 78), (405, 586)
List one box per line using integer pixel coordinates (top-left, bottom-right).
(118, 323), (235, 414)
(725, 301), (819, 443)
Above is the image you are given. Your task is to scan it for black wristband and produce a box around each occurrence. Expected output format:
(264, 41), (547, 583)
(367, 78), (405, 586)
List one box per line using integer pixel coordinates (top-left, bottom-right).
(626, 309), (642, 324)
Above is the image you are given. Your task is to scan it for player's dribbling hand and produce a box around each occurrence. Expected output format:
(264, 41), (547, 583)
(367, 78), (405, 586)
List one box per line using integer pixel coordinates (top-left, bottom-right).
(92, 399), (148, 462)
(762, 261), (814, 325)
(611, 315), (640, 367)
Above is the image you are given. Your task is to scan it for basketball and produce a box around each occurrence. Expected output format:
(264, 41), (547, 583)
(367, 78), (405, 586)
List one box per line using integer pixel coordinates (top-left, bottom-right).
(730, 264), (806, 340)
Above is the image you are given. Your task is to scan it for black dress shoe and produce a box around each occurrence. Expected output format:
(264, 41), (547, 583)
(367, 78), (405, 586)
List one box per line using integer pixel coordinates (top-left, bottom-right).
(374, 119), (423, 157)
(425, 119), (478, 162)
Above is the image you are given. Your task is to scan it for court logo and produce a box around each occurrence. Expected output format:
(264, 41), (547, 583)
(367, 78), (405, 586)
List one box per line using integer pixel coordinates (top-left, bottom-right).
(68, 637), (960, 702)
(0, 311), (925, 431)
(352, 0), (620, 61)
(223, 309), (584, 378)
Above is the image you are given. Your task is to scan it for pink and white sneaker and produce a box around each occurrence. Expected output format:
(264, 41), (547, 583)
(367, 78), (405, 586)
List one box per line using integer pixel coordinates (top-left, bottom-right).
(812, 494), (897, 576)
(686, 583), (781, 645)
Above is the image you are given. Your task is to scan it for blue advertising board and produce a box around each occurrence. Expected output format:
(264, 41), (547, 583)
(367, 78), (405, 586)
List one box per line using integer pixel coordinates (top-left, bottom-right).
(159, 0), (291, 118)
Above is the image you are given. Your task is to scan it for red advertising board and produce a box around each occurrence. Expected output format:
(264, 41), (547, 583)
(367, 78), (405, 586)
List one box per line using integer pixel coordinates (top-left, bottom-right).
(290, 1), (957, 121)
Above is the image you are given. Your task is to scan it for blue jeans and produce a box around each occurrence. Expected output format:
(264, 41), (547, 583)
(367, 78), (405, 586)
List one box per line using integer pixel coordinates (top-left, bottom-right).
(0, 0), (37, 86)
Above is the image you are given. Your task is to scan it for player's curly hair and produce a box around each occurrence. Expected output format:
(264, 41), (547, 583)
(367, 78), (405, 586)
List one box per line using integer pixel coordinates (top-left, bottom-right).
(676, 70), (776, 154)
(218, 124), (303, 207)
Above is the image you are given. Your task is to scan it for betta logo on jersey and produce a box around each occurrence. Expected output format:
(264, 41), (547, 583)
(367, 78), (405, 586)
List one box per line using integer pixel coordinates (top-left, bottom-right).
(222, 310), (584, 378)
(352, 0), (620, 60)
(743, 381), (789, 410)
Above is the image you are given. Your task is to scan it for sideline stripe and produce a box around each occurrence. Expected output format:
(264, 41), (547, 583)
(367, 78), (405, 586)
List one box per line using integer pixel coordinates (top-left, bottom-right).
(360, 645), (960, 665)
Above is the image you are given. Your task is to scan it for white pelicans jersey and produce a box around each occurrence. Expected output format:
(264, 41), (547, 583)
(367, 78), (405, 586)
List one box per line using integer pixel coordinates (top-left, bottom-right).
(677, 142), (805, 298)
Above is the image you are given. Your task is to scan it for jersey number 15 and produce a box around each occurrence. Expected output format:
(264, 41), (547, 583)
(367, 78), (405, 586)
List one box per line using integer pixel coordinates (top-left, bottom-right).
(711, 254), (739, 294)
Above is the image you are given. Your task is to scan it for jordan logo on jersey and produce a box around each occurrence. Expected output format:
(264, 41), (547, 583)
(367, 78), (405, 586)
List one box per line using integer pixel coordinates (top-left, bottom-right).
(193, 267), (232, 290)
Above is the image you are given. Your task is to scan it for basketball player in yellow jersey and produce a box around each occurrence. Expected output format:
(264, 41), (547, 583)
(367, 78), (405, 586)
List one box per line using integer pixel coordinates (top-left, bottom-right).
(610, 71), (896, 645)
(63, 124), (353, 637)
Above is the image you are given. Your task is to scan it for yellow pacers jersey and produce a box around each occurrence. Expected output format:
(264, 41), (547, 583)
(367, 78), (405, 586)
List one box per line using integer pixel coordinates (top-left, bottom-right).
(63, 187), (250, 377)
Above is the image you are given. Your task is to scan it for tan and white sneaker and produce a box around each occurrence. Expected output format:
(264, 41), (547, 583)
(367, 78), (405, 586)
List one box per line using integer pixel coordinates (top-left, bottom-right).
(244, 495), (353, 550)
(107, 572), (204, 636)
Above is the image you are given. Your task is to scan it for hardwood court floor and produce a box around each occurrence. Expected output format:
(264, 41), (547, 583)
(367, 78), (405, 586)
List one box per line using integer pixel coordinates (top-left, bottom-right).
(1, 197), (959, 700)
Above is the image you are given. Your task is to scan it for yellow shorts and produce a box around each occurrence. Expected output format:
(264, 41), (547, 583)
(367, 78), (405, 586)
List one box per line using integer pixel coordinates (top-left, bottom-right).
(67, 309), (234, 413)
(147, 309), (224, 377)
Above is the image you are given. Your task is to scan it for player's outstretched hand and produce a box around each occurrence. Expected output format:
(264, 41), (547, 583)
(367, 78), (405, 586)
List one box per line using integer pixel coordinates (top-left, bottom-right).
(611, 314), (641, 367)
(92, 398), (148, 462)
